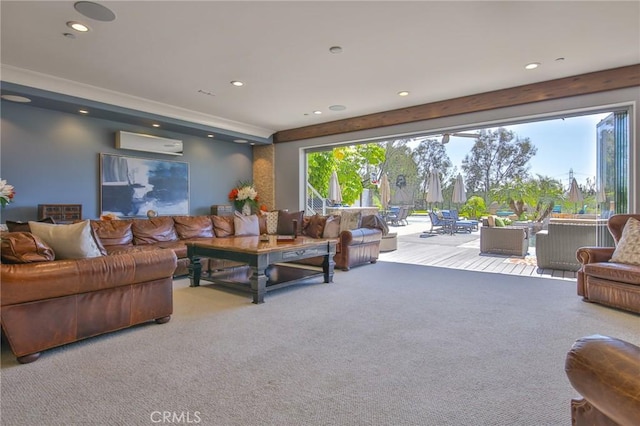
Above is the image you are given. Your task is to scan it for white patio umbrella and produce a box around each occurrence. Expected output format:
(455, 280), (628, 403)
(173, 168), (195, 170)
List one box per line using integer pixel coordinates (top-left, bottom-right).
(568, 177), (583, 213)
(328, 170), (342, 205)
(425, 169), (443, 209)
(379, 173), (391, 210)
(452, 173), (467, 206)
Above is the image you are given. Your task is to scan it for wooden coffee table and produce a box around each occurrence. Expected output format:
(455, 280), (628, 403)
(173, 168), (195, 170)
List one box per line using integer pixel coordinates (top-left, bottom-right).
(187, 236), (337, 304)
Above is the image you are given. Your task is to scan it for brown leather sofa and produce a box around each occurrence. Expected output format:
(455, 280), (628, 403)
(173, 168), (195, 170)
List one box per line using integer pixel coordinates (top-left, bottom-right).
(1, 231), (177, 364)
(576, 214), (640, 314)
(565, 335), (640, 426)
(1, 213), (382, 363)
(90, 214), (383, 274)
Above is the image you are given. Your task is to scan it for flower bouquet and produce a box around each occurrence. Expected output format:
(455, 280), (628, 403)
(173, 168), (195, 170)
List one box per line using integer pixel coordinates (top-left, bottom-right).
(0, 179), (15, 207)
(229, 182), (259, 215)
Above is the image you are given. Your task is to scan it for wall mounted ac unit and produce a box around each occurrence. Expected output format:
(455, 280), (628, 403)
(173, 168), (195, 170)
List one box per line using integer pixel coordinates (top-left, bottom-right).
(115, 131), (183, 156)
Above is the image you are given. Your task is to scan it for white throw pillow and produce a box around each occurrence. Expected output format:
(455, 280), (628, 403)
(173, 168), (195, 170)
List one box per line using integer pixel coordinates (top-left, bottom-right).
(28, 220), (103, 260)
(610, 217), (640, 266)
(233, 212), (260, 236)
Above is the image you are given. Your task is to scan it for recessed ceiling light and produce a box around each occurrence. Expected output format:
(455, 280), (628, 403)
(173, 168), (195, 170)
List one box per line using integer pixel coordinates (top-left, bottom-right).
(234, 139), (248, 143)
(78, 109), (89, 114)
(525, 62), (540, 70)
(207, 134), (214, 138)
(230, 81), (244, 87)
(329, 46), (343, 54)
(555, 57), (565, 62)
(1, 95), (32, 103)
(313, 110), (322, 115)
(63, 32), (76, 39)
(67, 21), (90, 32)
(398, 91), (410, 97)
(152, 124), (160, 128)
(74, 1), (116, 22)
(329, 105), (346, 111)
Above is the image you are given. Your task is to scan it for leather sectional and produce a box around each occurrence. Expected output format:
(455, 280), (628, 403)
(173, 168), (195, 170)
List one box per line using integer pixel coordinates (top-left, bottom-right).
(1, 213), (384, 363)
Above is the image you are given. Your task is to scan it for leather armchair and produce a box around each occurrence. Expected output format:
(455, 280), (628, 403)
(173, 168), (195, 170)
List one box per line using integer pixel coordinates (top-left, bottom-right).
(576, 214), (640, 314)
(565, 335), (640, 426)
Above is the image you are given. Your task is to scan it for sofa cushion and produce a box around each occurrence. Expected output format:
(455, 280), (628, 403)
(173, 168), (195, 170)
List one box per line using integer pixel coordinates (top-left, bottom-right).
(212, 215), (235, 237)
(584, 262), (640, 286)
(29, 220), (103, 260)
(305, 214), (327, 238)
(610, 217), (640, 266)
(323, 215), (341, 238)
(234, 212), (260, 236)
(155, 240), (188, 259)
(277, 210), (304, 235)
(6, 217), (55, 232)
(172, 215), (214, 239)
(91, 219), (134, 248)
(1, 231), (55, 263)
(339, 211), (362, 233)
(132, 217), (178, 245)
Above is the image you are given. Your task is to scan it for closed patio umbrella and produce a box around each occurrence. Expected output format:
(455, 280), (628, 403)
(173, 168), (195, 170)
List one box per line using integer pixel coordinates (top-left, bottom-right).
(328, 170), (342, 205)
(452, 173), (467, 206)
(568, 178), (583, 213)
(379, 173), (391, 210)
(425, 169), (443, 209)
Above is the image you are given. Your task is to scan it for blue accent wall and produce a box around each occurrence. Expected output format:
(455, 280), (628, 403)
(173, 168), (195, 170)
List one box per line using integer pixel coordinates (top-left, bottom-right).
(0, 102), (254, 222)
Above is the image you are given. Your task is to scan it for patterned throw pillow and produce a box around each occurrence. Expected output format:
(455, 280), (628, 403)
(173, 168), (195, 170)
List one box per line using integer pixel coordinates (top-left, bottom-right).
(610, 217), (640, 266)
(339, 211), (362, 233)
(264, 211), (279, 234)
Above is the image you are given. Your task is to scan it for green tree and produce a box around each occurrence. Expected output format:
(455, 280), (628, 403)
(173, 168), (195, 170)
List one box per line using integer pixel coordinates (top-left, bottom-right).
(461, 128), (537, 201)
(491, 174), (564, 221)
(307, 145), (385, 205)
(413, 138), (452, 198)
(459, 196), (487, 220)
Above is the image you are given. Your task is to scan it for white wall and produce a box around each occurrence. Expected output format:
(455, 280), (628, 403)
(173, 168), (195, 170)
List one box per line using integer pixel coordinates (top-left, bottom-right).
(274, 88), (639, 213)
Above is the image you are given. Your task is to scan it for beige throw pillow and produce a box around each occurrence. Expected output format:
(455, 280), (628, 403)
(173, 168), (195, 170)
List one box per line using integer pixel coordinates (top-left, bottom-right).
(29, 220), (103, 260)
(233, 212), (260, 236)
(339, 211), (362, 233)
(322, 215), (341, 238)
(610, 217), (640, 266)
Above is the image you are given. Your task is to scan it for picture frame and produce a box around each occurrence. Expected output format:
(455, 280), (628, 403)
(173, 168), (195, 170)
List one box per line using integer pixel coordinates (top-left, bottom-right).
(100, 153), (189, 217)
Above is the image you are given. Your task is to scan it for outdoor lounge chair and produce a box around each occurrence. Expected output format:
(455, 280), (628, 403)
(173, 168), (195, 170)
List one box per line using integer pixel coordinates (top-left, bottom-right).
(387, 206), (409, 226)
(427, 211), (454, 234)
(441, 210), (478, 233)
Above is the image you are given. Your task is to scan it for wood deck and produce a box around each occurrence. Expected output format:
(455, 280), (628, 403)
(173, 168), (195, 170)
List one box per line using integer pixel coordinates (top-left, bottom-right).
(378, 216), (577, 281)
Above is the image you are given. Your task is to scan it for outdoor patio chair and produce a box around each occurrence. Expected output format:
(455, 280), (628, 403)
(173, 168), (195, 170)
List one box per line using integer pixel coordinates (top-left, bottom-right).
(427, 211), (454, 234)
(388, 206), (409, 226)
(441, 210), (478, 233)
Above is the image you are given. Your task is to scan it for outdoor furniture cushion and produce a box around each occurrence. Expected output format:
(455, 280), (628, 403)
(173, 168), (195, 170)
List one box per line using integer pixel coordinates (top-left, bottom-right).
(480, 226), (528, 256)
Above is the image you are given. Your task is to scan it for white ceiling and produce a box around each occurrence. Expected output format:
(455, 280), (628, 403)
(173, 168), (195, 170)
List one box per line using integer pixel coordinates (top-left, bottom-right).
(1, 1), (639, 141)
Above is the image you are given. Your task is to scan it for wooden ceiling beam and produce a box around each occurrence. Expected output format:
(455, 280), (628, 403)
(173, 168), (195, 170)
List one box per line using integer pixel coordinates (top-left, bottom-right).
(273, 64), (640, 143)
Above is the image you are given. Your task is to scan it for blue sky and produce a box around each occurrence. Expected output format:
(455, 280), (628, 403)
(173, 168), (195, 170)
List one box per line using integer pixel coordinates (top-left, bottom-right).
(443, 112), (611, 190)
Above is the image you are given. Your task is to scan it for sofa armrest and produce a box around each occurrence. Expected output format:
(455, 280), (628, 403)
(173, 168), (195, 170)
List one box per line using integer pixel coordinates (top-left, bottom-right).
(339, 228), (383, 246)
(565, 335), (640, 426)
(1, 250), (177, 306)
(576, 246), (615, 265)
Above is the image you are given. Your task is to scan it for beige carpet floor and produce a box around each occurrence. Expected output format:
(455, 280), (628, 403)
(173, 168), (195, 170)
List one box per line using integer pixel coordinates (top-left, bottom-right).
(1, 262), (638, 425)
